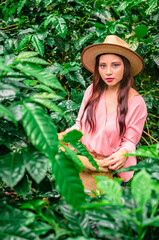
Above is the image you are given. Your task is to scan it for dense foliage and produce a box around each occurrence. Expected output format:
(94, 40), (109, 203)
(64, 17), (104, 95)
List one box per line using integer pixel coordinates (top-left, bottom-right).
(0, 0), (159, 239)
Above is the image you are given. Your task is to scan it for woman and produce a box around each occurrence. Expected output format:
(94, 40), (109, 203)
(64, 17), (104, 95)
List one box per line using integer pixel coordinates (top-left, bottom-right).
(59, 35), (147, 191)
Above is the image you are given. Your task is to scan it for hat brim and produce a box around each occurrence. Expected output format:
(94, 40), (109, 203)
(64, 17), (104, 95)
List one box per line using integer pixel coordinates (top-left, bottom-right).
(81, 43), (144, 76)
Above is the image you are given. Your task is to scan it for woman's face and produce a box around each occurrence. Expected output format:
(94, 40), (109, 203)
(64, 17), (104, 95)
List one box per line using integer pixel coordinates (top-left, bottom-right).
(98, 54), (124, 90)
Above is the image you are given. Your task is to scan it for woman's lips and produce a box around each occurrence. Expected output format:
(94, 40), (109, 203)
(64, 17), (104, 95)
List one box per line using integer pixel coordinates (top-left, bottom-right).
(106, 78), (114, 82)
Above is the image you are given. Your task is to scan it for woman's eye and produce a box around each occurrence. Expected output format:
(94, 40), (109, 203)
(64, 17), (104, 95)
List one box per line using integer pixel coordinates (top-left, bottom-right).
(112, 63), (120, 67)
(99, 64), (106, 68)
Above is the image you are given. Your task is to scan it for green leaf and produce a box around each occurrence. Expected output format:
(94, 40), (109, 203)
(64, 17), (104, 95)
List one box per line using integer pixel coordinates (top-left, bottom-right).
(33, 84), (57, 93)
(31, 97), (67, 119)
(145, 0), (158, 15)
(30, 221), (52, 236)
(46, 63), (64, 74)
(0, 103), (18, 127)
(15, 62), (64, 92)
(17, 34), (32, 52)
(0, 59), (15, 73)
(32, 92), (64, 100)
(63, 145), (85, 171)
(60, 205), (90, 237)
(17, 0), (27, 14)
(18, 57), (50, 65)
(94, 0), (104, 9)
(14, 175), (31, 196)
(117, 1), (129, 12)
(0, 152), (25, 187)
(125, 144), (159, 159)
(74, 33), (93, 50)
(0, 204), (35, 227)
(71, 141), (100, 172)
(43, 15), (57, 29)
(0, 224), (39, 240)
(53, 151), (85, 208)
(66, 72), (86, 87)
(134, 25), (148, 38)
(62, 130), (83, 142)
(143, 216), (159, 227)
(56, 17), (67, 39)
(22, 102), (58, 158)
(131, 169), (151, 207)
(95, 176), (122, 202)
(23, 151), (48, 184)
(31, 35), (44, 56)
(58, 100), (80, 112)
(17, 51), (38, 59)
(20, 199), (48, 211)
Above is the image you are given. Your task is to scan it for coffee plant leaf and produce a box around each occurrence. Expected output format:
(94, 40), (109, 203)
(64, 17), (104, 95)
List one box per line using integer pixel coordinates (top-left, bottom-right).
(131, 169), (151, 207)
(0, 152), (25, 187)
(23, 151), (48, 184)
(22, 102), (58, 158)
(53, 151), (85, 208)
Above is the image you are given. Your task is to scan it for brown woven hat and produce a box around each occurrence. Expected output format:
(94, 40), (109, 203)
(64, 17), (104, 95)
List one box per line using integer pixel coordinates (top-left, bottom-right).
(81, 35), (144, 76)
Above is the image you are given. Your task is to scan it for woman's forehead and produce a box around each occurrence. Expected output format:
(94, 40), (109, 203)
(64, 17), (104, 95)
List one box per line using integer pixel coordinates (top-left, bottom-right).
(99, 54), (123, 62)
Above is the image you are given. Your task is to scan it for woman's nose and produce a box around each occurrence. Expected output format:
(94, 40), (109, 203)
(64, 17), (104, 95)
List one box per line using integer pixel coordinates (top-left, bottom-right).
(106, 66), (112, 75)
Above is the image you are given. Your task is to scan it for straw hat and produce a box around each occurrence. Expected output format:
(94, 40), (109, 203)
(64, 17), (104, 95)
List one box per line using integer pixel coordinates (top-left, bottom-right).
(81, 35), (144, 76)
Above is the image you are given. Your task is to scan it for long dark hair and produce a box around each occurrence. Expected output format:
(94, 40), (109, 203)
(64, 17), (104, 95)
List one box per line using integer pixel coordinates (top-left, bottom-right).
(81, 53), (134, 137)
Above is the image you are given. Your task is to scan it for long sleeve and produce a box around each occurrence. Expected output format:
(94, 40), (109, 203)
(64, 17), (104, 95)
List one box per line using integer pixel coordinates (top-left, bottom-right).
(117, 95), (147, 182)
(118, 95), (147, 153)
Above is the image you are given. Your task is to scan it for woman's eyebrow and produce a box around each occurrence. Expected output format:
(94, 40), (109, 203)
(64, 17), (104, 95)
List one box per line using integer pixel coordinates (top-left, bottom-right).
(99, 60), (121, 64)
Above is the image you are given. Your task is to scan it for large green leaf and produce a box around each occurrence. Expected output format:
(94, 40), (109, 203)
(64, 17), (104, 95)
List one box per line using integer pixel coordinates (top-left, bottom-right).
(53, 151), (85, 208)
(0, 152), (25, 187)
(22, 102), (58, 158)
(95, 176), (122, 203)
(0, 204), (35, 226)
(32, 92), (64, 100)
(145, 0), (158, 15)
(31, 35), (44, 56)
(0, 58), (15, 73)
(14, 175), (31, 196)
(15, 63), (64, 92)
(74, 33), (93, 50)
(18, 57), (50, 65)
(63, 145), (85, 171)
(66, 72), (86, 87)
(17, 34), (32, 52)
(23, 150), (48, 184)
(58, 100), (80, 112)
(31, 97), (67, 118)
(0, 103), (18, 127)
(125, 144), (159, 159)
(17, 0), (27, 14)
(131, 169), (151, 208)
(60, 205), (91, 237)
(62, 130), (83, 142)
(0, 224), (39, 240)
(71, 141), (100, 172)
(29, 221), (52, 236)
(56, 17), (67, 39)
(16, 51), (38, 59)
(33, 84), (57, 93)
(62, 130), (99, 171)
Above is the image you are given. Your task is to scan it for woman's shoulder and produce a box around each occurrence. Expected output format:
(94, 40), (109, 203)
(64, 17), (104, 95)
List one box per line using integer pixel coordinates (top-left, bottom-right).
(84, 84), (93, 96)
(128, 88), (147, 111)
(128, 88), (140, 101)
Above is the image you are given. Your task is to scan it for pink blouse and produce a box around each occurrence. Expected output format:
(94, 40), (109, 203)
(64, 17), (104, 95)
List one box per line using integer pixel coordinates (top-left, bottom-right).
(70, 84), (147, 182)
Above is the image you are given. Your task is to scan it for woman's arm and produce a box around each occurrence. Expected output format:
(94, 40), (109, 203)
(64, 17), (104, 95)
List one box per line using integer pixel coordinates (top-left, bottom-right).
(103, 96), (147, 171)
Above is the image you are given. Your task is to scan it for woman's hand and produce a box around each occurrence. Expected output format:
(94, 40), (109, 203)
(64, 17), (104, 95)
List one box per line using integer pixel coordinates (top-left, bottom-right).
(58, 131), (66, 140)
(102, 148), (128, 171)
